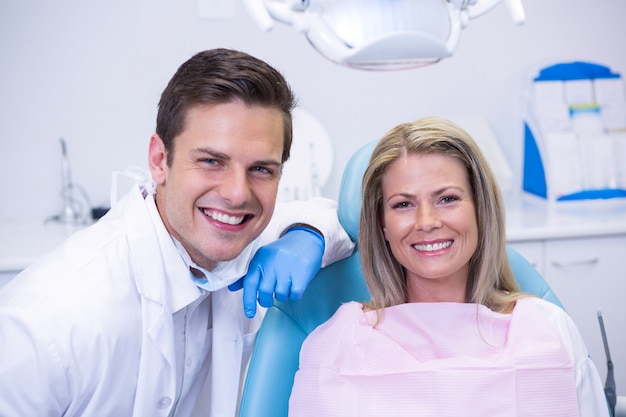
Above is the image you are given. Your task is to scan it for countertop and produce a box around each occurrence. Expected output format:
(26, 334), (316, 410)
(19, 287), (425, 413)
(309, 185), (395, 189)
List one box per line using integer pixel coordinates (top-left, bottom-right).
(2, 195), (626, 272)
(504, 194), (626, 241)
(0, 219), (85, 272)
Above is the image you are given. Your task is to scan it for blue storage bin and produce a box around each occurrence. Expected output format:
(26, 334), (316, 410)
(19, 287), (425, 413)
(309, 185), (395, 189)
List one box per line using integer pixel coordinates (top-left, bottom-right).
(522, 61), (626, 202)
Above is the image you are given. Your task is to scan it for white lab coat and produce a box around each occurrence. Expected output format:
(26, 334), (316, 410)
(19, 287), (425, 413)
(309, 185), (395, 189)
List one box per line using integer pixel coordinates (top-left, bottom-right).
(0, 184), (354, 417)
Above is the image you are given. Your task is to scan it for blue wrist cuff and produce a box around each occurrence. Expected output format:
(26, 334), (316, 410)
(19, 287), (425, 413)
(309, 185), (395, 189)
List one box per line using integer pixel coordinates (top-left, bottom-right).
(286, 225), (324, 242)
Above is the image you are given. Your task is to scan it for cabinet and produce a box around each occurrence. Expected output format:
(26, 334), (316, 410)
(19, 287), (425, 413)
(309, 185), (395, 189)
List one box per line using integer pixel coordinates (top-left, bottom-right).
(509, 234), (626, 396)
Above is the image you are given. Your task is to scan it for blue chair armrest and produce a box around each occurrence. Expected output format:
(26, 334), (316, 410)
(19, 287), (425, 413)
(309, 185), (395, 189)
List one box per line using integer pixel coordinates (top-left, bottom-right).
(239, 307), (307, 417)
(239, 252), (369, 417)
(506, 246), (564, 310)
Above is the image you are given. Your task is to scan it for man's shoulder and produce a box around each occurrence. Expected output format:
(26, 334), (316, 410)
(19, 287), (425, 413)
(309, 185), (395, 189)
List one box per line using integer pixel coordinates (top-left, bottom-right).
(1, 219), (138, 317)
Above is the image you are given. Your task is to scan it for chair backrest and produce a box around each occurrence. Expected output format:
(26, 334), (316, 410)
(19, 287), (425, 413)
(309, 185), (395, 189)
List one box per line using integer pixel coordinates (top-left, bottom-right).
(238, 140), (563, 417)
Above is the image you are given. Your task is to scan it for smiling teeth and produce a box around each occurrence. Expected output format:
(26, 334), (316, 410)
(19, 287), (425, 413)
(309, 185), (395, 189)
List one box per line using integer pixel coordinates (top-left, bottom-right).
(413, 241), (452, 252)
(203, 209), (245, 225)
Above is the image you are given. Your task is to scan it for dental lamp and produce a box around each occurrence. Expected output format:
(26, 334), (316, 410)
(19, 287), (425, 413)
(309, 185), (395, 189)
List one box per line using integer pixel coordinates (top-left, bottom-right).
(245, 0), (525, 70)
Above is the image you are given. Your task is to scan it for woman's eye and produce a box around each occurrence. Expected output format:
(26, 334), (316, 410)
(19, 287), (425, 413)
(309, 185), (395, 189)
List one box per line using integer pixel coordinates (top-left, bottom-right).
(392, 201), (410, 209)
(440, 195), (459, 204)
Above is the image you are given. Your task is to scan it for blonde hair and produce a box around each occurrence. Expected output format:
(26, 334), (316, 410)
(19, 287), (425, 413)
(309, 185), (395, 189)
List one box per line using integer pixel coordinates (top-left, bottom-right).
(359, 117), (523, 314)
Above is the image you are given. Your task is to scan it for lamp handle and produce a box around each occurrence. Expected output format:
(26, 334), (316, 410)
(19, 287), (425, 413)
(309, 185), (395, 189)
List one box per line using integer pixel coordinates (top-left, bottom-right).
(503, 0), (526, 25)
(467, 0), (525, 25)
(244, 0), (275, 31)
(248, 0), (310, 32)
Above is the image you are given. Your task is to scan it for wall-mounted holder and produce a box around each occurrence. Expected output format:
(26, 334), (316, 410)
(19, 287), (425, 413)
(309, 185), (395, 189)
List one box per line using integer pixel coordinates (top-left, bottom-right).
(522, 61), (626, 206)
(46, 138), (92, 225)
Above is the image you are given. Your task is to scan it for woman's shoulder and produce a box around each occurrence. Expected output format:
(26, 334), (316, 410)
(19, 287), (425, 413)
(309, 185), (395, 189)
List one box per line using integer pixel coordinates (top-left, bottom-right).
(516, 296), (567, 318)
(301, 302), (365, 342)
(316, 301), (366, 332)
(515, 297), (586, 350)
(298, 301), (366, 365)
(521, 296), (596, 366)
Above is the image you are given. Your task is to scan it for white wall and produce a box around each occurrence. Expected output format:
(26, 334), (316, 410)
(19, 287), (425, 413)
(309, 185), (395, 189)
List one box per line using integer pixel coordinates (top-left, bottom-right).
(1, 0), (625, 221)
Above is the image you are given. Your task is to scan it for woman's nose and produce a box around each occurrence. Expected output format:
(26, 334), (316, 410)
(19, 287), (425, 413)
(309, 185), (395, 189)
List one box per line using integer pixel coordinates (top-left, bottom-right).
(415, 205), (441, 232)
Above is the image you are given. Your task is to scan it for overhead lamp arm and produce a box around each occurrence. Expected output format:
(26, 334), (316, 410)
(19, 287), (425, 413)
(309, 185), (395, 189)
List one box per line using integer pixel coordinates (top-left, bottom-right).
(244, 0), (525, 70)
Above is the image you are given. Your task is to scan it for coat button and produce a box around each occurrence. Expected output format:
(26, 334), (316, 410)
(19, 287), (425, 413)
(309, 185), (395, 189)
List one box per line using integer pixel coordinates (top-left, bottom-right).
(157, 397), (172, 409)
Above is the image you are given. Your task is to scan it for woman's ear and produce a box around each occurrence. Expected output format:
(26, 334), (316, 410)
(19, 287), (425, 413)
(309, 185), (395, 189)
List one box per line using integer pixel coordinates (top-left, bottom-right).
(381, 218), (388, 241)
(148, 134), (167, 185)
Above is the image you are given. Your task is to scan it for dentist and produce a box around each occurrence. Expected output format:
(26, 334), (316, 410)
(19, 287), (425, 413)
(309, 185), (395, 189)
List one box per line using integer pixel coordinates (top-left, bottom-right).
(0, 48), (353, 417)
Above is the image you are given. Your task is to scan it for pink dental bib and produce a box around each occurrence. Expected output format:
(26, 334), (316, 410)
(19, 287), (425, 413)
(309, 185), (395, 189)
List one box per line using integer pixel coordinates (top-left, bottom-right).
(290, 298), (580, 417)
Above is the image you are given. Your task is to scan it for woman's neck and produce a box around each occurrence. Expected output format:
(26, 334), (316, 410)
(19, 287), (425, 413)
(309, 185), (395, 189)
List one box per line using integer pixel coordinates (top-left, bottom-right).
(405, 276), (467, 303)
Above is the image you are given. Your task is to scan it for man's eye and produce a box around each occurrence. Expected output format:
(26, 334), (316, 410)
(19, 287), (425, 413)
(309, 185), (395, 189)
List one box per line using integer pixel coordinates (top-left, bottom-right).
(201, 158), (219, 165)
(253, 166), (273, 175)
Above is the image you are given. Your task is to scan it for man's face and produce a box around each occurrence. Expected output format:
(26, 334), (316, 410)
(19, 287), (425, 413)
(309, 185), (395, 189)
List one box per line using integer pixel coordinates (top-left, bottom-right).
(149, 100), (285, 271)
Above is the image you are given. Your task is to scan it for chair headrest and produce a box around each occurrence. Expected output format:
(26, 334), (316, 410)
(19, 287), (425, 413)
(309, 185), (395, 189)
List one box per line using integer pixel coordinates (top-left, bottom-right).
(337, 140), (378, 242)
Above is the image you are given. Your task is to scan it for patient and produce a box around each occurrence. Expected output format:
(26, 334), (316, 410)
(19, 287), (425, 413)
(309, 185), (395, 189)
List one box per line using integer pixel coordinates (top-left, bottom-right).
(289, 117), (609, 416)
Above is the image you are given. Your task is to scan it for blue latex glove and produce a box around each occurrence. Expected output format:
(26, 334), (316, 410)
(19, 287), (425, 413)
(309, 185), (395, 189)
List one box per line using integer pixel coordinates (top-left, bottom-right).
(228, 226), (325, 318)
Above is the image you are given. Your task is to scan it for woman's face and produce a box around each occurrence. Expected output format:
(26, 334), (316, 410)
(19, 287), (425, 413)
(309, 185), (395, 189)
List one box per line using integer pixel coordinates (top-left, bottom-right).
(381, 152), (478, 302)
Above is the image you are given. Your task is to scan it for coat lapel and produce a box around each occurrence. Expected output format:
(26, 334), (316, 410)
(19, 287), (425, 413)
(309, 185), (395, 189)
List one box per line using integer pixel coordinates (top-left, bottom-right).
(122, 186), (177, 414)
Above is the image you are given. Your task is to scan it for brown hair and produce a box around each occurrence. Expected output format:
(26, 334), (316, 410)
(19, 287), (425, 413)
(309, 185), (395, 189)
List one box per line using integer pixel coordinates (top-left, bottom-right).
(156, 48), (297, 165)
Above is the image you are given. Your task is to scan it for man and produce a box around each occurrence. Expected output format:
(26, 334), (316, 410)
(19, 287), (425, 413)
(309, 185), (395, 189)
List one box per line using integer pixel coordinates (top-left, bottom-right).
(0, 48), (353, 416)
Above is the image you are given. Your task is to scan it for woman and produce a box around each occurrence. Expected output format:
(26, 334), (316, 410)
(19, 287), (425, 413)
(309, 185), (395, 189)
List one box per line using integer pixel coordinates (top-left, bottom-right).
(288, 117), (609, 416)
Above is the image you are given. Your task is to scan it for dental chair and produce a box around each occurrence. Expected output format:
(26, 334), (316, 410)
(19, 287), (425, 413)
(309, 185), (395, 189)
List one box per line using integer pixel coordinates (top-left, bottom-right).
(238, 140), (564, 417)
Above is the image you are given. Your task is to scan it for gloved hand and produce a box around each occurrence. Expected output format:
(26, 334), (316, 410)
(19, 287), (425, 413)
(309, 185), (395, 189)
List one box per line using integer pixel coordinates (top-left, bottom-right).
(228, 226), (325, 318)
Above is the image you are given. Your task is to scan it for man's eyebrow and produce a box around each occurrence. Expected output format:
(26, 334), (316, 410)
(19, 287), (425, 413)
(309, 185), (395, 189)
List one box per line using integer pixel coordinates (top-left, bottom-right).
(253, 159), (283, 169)
(193, 147), (282, 167)
(193, 148), (229, 160)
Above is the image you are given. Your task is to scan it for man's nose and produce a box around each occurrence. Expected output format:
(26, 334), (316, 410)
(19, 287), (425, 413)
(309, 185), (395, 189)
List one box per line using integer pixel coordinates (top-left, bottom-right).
(219, 169), (252, 205)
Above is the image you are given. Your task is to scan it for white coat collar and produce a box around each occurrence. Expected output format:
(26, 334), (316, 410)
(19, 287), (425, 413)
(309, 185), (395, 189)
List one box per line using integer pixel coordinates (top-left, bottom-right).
(175, 237), (261, 293)
(143, 192), (205, 313)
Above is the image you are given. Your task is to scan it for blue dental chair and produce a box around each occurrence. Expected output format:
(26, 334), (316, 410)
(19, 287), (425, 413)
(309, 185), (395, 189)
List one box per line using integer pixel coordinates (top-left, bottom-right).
(238, 140), (564, 417)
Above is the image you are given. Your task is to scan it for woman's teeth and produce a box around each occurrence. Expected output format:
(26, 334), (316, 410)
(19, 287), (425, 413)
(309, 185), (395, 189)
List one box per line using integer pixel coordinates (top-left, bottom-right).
(413, 241), (452, 252)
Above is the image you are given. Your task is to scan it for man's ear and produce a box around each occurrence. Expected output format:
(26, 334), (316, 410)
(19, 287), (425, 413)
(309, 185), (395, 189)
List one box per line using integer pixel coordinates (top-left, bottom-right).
(148, 134), (167, 185)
